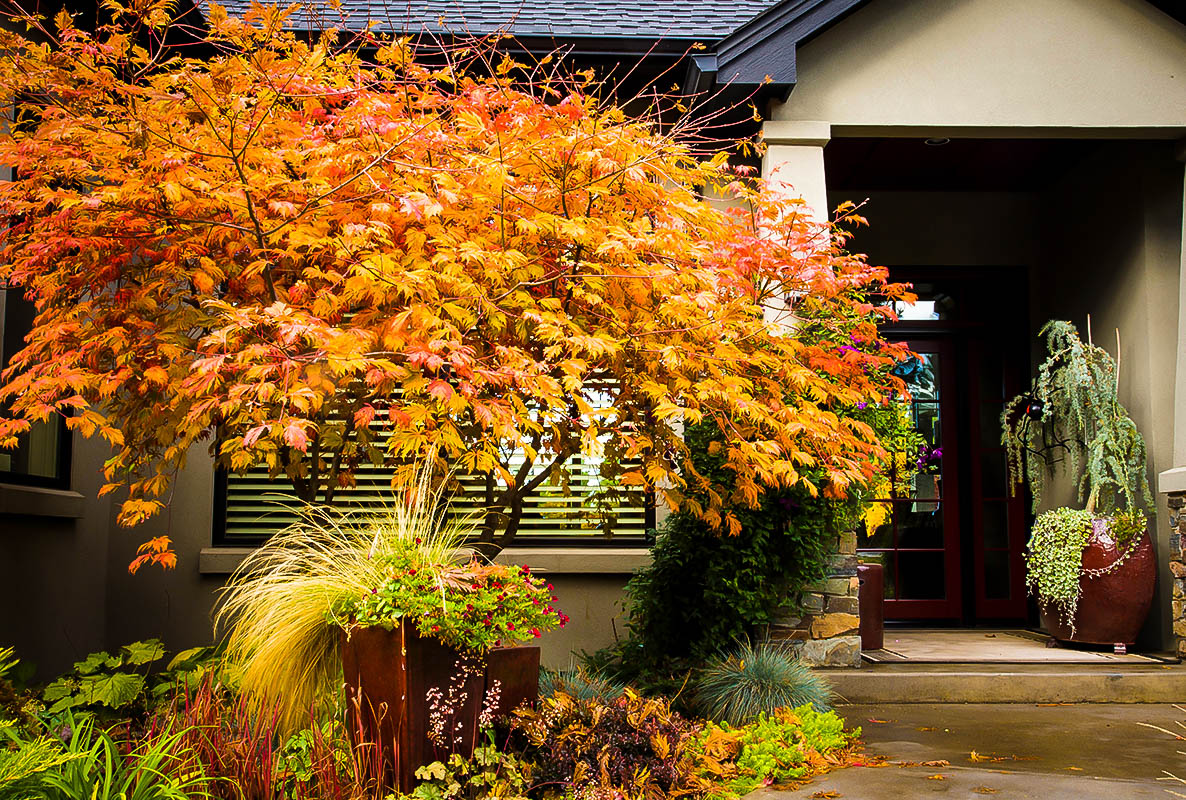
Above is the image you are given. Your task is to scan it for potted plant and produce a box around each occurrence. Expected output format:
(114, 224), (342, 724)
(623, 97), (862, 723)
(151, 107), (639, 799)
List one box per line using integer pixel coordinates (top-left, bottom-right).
(215, 466), (567, 791)
(1002, 319), (1154, 649)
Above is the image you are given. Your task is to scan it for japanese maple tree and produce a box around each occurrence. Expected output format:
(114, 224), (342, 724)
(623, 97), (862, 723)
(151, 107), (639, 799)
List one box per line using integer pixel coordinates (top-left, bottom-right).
(0, 1), (911, 564)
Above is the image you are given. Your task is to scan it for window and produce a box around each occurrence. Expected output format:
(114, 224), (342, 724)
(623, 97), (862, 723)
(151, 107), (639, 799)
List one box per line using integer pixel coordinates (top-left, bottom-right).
(0, 288), (69, 487)
(214, 452), (652, 546)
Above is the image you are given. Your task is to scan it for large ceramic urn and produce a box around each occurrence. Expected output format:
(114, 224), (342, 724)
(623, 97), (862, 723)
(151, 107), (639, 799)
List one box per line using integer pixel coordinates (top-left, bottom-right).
(1041, 517), (1155, 647)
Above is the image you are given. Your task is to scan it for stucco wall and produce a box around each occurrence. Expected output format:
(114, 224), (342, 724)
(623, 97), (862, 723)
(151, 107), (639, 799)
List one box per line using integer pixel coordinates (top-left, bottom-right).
(777, 0), (1186, 134)
(0, 435), (113, 678)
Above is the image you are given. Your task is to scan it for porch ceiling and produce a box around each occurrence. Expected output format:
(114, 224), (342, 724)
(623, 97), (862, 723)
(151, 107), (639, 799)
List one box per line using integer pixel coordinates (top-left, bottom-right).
(824, 137), (1139, 192)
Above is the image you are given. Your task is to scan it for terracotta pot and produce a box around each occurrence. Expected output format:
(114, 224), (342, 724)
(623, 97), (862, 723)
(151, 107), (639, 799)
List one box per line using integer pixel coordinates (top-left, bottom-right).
(340, 623), (540, 793)
(1040, 518), (1156, 647)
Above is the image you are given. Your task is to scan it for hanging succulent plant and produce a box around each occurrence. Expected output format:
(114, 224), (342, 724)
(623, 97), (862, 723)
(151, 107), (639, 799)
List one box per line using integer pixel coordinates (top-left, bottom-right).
(1001, 319), (1151, 516)
(1003, 319), (1153, 634)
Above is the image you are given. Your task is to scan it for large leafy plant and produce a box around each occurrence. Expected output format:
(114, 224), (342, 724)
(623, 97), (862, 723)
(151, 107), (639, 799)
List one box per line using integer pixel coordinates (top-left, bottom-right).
(0, 2), (910, 562)
(39, 640), (223, 721)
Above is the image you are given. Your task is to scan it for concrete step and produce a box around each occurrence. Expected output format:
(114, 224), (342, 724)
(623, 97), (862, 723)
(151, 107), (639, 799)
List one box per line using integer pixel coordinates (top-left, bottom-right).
(820, 662), (1186, 703)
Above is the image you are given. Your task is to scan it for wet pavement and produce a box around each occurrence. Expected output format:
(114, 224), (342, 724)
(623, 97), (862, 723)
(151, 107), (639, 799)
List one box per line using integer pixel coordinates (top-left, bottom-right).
(772, 703), (1186, 799)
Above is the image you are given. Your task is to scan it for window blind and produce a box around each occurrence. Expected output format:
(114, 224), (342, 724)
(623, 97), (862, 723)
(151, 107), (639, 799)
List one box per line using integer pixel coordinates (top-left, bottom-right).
(218, 452), (649, 544)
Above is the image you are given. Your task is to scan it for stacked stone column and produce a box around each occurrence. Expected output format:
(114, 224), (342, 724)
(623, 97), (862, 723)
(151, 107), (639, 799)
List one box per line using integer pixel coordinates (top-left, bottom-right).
(768, 529), (862, 667)
(1168, 491), (1186, 658)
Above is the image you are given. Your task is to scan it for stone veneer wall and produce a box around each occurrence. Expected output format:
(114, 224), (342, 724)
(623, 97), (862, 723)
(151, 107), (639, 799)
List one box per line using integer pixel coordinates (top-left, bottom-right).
(1168, 491), (1186, 659)
(768, 528), (862, 667)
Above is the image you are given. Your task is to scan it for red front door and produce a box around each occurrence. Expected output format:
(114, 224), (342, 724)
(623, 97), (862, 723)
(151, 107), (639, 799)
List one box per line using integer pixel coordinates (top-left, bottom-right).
(860, 270), (1031, 624)
(859, 339), (962, 620)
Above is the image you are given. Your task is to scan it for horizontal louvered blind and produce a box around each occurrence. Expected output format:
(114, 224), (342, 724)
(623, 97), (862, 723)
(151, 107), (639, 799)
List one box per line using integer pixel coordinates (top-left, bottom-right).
(219, 453), (649, 544)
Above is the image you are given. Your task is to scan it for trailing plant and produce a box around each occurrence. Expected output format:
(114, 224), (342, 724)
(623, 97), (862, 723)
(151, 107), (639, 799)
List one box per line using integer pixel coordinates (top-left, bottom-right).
(215, 463), (471, 733)
(511, 689), (700, 798)
(1003, 320), (1151, 514)
(1026, 507), (1148, 631)
(339, 557), (567, 653)
(691, 642), (832, 726)
(688, 706), (856, 798)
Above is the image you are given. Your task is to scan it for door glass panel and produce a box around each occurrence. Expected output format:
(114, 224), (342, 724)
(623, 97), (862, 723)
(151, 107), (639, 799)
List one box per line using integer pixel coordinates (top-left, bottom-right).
(982, 448), (1007, 498)
(859, 512), (893, 549)
(982, 501), (1009, 549)
(980, 401), (1003, 448)
(897, 551), (946, 599)
(898, 506), (944, 549)
(984, 550), (1011, 600)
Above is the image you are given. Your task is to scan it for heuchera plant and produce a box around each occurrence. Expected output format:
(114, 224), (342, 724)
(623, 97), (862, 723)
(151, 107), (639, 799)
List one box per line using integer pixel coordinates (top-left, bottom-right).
(340, 557), (568, 653)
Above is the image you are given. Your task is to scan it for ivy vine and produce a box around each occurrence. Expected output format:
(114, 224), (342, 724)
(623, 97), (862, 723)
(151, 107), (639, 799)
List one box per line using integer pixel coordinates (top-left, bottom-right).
(1026, 508), (1146, 632)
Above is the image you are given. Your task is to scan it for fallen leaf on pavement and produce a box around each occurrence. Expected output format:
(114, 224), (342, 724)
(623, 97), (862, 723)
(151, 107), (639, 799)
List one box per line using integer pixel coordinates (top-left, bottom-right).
(810, 792), (841, 799)
(969, 751), (989, 762)
(1065, 766), (1083, 771)
(917, 726), (938, 731)
(867, 718), (893, 724)
(973, 788), (1000, 795)
(926, 775), (946, 781)
(921, 760), (950, 767)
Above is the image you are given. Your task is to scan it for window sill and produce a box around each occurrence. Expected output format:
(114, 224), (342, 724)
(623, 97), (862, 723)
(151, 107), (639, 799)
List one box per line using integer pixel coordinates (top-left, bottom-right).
(0, 483), (85, 518)
(199, 546), (651, 575)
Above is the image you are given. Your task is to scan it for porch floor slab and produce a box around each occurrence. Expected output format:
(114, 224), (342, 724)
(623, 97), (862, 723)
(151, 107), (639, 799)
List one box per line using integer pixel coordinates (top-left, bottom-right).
(864, 628), (1172, 663)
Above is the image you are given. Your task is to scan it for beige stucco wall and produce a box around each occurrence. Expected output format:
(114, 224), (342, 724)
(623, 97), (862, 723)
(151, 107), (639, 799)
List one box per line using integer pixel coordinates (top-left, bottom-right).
(1033, 142), (1183, 648)
(776, 0), (1186, 135)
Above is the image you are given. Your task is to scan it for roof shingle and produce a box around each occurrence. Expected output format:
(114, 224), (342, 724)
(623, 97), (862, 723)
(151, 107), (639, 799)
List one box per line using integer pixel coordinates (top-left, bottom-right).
(212, 0), (780, 40)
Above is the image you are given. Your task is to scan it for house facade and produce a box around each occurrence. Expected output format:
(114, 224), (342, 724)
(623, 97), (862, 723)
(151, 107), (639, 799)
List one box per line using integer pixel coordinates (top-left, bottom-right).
(3, 0), (1186, 675)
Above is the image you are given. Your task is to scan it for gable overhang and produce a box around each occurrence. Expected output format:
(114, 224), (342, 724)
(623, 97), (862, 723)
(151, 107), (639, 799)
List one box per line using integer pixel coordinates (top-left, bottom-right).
(691, 0), (870, 101)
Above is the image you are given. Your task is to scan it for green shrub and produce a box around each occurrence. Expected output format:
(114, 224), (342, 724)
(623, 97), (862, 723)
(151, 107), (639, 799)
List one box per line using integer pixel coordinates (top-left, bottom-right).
(691, 641), (832, 725)
(592, 423), (861, 689)
(689, 705), (857, 798)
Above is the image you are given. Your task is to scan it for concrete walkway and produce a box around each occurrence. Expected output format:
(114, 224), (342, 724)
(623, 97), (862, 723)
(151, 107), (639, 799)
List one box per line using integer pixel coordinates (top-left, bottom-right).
(771, 703), (1186, 799)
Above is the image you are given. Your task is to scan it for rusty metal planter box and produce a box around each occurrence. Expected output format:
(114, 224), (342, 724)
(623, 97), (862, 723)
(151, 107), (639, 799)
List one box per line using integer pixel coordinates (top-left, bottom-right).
(341, 623), (539, 792)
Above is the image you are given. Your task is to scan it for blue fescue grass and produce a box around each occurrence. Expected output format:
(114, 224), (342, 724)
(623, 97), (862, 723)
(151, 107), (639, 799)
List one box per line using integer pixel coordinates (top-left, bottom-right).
(691, 640), (833, 725)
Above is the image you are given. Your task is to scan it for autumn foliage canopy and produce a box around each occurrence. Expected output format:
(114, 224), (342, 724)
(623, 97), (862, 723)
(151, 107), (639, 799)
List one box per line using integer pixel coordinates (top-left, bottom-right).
(0, 1), (910, 563)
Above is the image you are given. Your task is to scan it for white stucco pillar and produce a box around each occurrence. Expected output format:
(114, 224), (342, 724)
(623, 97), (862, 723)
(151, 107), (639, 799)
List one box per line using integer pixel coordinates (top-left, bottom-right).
(1159, 140), (1186, 495)
(760, 120), (832, 222)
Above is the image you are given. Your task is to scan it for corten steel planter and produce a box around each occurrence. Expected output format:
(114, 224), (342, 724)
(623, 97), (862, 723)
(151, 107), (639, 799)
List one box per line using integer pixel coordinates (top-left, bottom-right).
(1041, 518), (1156, 648)
(857, 563), (885, 651)
(340, 623), (540, 792)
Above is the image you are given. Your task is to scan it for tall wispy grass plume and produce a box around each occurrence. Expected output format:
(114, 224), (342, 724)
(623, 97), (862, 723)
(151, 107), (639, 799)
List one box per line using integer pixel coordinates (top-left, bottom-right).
(215, 460), (473, 733)
(691, 640), (833, 726)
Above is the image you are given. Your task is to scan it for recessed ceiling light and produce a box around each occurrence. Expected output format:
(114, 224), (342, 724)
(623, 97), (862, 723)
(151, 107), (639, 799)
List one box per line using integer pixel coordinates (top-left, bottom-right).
(924, 137), (951, 146)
